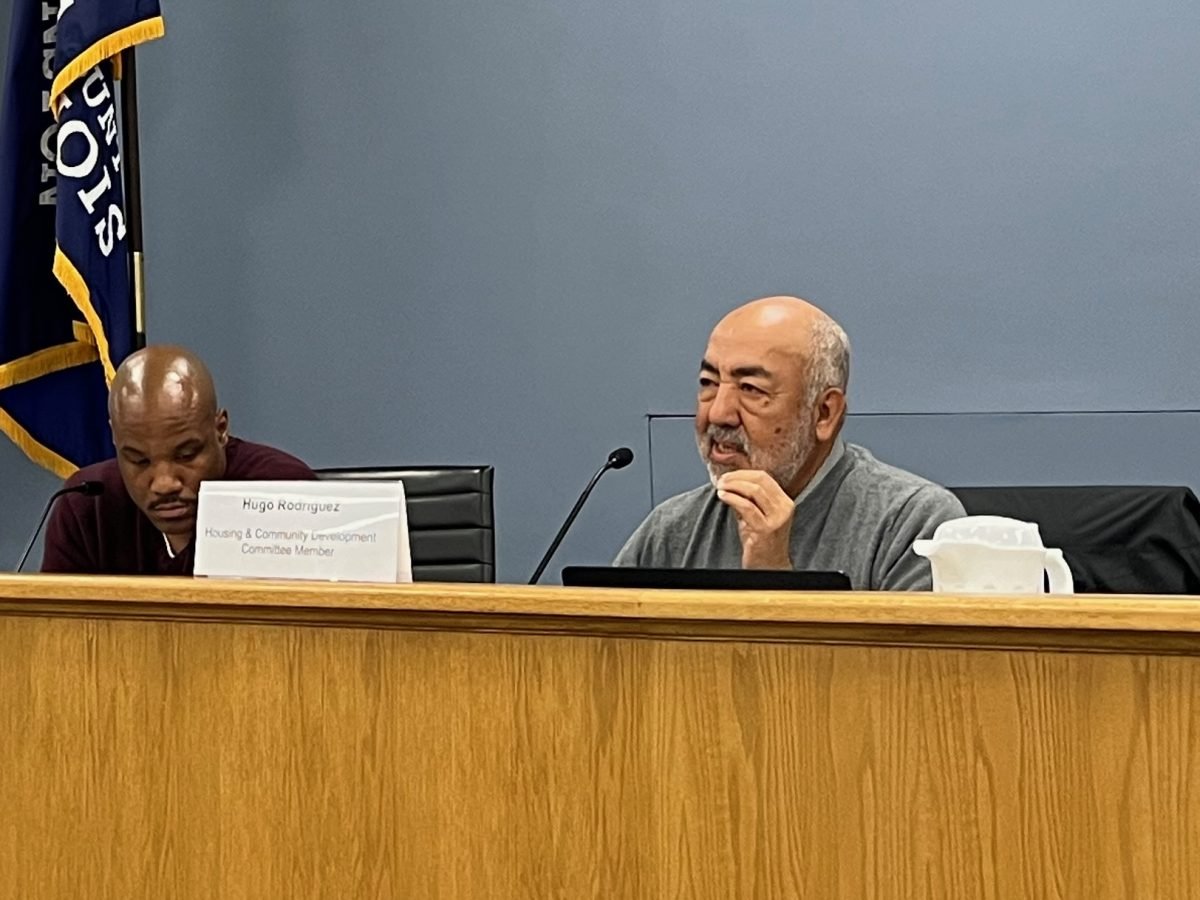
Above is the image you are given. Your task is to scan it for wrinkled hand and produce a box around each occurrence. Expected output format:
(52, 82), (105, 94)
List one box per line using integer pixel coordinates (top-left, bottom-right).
(716, 470), (795, 569)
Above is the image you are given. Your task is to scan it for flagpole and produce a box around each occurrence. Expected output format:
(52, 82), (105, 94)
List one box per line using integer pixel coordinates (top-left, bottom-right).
(118, 48), (147, 350)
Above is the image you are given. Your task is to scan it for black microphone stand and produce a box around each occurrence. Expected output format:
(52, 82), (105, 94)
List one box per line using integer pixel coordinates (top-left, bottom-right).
(14, 482), (103, 572)
(529, 448), (633, 585)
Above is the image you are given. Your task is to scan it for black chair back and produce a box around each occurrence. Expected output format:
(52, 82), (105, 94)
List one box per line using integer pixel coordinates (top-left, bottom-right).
(950, 485), (1200, 594)
(314, 466), (495, 583)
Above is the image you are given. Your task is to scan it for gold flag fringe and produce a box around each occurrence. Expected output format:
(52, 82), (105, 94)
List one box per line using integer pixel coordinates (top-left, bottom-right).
(0, 340), (99, 391)
(49, 17), (165, 118)
(53, 245), (117, 384)
(0, 407), (81, 479)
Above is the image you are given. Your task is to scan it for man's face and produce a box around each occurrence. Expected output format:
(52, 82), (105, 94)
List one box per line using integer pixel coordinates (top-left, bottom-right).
(694, 328), (815, 490)
(112, 401), (229, 539)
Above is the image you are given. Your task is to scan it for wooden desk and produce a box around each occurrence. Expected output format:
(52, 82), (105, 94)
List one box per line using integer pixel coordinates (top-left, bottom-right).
(1, 575), (1198, 898)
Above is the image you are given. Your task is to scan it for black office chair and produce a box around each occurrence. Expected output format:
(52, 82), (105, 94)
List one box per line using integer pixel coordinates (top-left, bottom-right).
(314, 466), (495, 583)
(950, 486), (1200, 594)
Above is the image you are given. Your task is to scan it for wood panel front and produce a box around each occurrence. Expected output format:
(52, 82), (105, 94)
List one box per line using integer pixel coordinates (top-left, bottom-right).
(2, 582), (1198, 898)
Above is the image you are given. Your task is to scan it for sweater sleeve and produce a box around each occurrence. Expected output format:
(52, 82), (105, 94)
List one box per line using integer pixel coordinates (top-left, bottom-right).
(40, 490), (97, 573)
(613, 512), (656, 566)
(232, 441), (318, 480)
(874, 485), (965, 591)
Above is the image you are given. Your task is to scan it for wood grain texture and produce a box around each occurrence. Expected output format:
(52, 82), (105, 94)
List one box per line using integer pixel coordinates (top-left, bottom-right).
(1, 580), (1200, 897)
(6, 574), (1200, 641)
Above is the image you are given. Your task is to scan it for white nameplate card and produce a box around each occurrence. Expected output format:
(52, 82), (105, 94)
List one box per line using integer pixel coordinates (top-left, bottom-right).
(194, 480), (412, 583)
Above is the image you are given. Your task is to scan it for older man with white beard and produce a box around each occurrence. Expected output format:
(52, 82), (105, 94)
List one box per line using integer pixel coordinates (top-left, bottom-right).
(614, 296), (964, 590)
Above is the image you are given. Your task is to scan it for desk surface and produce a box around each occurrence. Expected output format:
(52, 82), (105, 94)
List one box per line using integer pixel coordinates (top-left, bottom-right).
(2, 573), (1200, 650)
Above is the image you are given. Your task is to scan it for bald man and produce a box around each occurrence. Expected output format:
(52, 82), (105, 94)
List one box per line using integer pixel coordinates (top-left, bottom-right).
(42, 345), (315, 575)
(615, 297), (964, 590)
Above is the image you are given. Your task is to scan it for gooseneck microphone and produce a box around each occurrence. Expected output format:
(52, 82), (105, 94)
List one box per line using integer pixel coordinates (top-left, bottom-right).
(14, 481), (104, 572)
(529, 447), (634, 585)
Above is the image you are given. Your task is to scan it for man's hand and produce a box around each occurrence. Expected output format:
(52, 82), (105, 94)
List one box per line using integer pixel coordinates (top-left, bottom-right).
(715, 470), (795, 569)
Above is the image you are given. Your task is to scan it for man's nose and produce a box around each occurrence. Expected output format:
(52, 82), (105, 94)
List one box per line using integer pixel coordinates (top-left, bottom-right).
(149, 463), (183, 495)
(708, 383), (741, 426)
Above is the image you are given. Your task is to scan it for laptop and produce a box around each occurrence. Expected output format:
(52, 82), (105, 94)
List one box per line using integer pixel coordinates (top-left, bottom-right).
(560, 566), (852, 591)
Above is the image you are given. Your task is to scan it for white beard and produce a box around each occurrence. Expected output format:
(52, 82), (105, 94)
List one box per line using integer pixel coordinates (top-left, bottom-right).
(696, 418), (816, 490)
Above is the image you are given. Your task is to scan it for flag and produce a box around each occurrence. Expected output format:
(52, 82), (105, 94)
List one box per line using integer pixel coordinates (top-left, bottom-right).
(0, 0), (164, 477)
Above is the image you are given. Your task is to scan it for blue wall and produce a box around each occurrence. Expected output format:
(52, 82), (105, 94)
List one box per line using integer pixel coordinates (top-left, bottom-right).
(2, 0), (1198, 578)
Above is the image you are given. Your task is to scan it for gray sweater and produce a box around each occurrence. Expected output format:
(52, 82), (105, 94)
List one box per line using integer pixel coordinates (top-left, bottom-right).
(614, 442), (964, 590)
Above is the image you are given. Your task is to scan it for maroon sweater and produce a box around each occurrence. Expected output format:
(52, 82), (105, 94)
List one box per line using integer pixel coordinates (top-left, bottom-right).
(41, 437), (316, 575)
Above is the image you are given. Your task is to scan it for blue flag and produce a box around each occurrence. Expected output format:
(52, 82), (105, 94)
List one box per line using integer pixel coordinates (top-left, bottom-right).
(0, 0), (163, 477)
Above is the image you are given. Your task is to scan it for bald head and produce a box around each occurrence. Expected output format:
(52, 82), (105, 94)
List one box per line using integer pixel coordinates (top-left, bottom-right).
(715, 295), (827, 336)
(108, 345), (230, 549)
(109, 345), (219, 425)
(711, 296), (850, 398)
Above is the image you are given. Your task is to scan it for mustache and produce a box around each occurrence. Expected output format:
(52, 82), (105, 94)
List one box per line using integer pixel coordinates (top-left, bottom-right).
(702, 425), (750, 455)
(149, 496), (195, 510)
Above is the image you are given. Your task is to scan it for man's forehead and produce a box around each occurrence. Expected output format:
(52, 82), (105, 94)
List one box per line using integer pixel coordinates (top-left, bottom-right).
(702, 333), (801, 375)
(112, 384), (207, 418)
(113, 403), (212, 440)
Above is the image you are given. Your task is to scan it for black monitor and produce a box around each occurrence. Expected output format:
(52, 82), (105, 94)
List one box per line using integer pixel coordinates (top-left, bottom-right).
(560, 566), (852, 591)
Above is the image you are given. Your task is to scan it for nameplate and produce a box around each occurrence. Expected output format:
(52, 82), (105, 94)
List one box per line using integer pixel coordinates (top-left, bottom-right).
(194, 481), (412, 583)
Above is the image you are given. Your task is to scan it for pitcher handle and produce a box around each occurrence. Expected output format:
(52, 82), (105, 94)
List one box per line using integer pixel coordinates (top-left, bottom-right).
(1044, 548), (1074, 594)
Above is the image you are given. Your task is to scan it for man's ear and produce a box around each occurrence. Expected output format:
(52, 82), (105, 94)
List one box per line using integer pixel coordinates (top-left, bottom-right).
(814, 388), (847, 442)
(215, 409), (230, 446)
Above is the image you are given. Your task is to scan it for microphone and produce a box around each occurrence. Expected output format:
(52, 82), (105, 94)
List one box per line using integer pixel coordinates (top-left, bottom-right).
(14, 480), (104, 572)
(529, 447), (634, 584)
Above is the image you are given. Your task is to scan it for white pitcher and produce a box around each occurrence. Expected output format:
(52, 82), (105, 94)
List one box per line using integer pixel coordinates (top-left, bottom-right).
(912, 515), (1074, 594)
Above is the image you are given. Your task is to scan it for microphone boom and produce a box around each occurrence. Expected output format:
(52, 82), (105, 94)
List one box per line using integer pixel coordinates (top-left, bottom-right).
(529, 447), (634, 584)
(14, 480), (104, 572)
